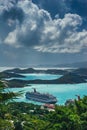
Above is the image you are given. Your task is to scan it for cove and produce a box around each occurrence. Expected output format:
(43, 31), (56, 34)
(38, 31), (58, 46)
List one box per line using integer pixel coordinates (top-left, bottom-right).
(5, 83), (87, 105)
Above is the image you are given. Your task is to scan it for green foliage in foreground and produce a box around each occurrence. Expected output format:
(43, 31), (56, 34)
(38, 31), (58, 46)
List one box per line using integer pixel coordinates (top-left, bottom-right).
(0, 81), (22, 103)
(0, 81), (87, 130)
(0, 97), (87, 130)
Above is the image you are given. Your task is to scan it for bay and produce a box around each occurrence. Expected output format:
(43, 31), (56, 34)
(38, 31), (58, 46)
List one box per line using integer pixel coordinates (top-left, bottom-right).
(5, 73), (62, 80)
(5, 83), (87, 105)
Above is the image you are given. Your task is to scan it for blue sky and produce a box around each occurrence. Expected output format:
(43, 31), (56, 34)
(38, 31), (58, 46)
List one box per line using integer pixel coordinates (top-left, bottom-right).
(0, 0), (87, 67)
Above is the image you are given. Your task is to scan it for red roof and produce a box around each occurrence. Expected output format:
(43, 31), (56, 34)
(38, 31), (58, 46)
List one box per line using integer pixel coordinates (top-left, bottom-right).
(44, 104), (55, 109)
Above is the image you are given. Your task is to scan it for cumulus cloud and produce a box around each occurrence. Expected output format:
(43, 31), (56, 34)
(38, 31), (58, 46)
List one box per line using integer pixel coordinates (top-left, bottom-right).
(1, 0), (87, 54)
(0, 0), (24, 44)
(34, 13), (87, 53)
(4, 0), (51, 46)
(0, 0), (24, 29)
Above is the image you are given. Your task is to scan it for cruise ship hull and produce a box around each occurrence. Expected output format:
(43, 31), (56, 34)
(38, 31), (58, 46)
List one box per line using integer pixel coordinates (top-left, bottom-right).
(25, 92), (57, 104)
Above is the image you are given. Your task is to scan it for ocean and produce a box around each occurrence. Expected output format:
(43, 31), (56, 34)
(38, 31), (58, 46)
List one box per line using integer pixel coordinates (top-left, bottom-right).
(5, 83), (87, 105)
(1, 68), (86, 105)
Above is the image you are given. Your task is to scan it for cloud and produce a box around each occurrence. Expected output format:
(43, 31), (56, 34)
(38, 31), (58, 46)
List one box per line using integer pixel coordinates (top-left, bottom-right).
(0, 0), (87, 54)
(34, 13), (87, 53)
(0, 0), (24, 23)
(0, 0), (24, 43)
(4, 0), (51, 47)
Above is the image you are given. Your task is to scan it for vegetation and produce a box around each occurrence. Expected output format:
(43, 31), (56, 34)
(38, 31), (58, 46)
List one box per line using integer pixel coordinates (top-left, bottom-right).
(0, 68), (87, 88)
(0, 71), (25, 79)
(0, 80), (87, 130)
(0, 80), (22, 130)
(3, 68), (68, 75)
(0, 81), (22, 103)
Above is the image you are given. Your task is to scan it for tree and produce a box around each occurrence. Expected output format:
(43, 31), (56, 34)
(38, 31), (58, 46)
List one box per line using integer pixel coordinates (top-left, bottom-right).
(0, 80), (22, 104)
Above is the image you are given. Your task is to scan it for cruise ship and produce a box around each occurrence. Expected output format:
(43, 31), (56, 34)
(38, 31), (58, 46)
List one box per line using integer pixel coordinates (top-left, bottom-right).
(25, 88), (57, 104)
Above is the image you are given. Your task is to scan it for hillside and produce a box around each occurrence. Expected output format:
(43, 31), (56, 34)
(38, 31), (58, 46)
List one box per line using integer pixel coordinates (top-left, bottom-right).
(0, 68), (87, 87)
(0, 71), (25, 79)
(3, 68), (68, 75)
(0, 96), (87, 130)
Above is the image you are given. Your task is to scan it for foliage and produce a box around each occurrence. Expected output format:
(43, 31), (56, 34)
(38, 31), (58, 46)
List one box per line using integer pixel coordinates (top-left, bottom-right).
(0, 81), (87, 130)
(0, 81), (22, 103)
(0, 96), (87, 130)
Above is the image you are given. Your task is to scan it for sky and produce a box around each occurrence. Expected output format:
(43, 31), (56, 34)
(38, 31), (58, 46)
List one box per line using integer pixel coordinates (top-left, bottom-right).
(0, 0), (87, 67)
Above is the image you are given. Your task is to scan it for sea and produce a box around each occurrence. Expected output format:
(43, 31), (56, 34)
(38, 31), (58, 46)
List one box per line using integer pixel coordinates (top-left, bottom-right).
(4, 72), (87, 105)
(6, 73), (62, 81)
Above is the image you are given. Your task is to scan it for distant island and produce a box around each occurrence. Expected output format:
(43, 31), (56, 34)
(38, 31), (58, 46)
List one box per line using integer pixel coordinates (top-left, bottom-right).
(0, 68), (87, 88)
(35, 61), (87, 68)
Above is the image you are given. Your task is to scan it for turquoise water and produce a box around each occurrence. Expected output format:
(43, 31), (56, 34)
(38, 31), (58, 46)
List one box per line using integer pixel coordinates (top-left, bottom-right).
(6, 73), (62, 80)
(5, 83), (87, 105)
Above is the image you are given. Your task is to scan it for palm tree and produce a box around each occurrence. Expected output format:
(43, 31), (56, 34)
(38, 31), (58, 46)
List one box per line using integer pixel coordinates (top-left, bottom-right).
(0, 80), (22, 104)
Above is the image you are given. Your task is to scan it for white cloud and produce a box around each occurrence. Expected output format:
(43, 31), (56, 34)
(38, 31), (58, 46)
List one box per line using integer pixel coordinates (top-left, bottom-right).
(4, 0), (87, 53)
(0, 0), (16, 12)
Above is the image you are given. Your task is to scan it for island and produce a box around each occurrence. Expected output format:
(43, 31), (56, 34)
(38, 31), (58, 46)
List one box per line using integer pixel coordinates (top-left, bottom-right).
(0, 68), (87, 88)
